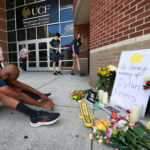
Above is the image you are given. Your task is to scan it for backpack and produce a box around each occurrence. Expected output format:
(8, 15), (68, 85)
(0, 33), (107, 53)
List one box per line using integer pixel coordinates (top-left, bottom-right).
(68, 40), (74, 52)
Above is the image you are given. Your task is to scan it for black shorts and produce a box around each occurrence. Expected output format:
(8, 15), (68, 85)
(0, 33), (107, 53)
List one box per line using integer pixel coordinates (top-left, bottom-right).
(0, 79), (7, 87)
(59, 53), (64, 60)
(52, 52), (59, 62)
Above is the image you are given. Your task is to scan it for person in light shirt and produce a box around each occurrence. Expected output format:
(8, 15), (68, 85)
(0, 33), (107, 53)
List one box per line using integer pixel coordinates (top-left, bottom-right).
(19, 45), (29, 72)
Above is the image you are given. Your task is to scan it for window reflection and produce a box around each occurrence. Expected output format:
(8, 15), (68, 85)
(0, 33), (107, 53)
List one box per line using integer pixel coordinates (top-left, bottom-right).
(28, 44), (36, 50)
(8, 43), (17, 52)
(6, 0), (14, 9)
(9, 52), (17, 62)
(7, 20), (15, 31)
(37, 26), (47, 39)
(27, 28), (36, 40)
(17, 29), (26, 41)
(8, 31), (16, 42)
(16, 0), (24, 6)
(48, 24), (59, 37)
(61, 22), (73, 36)
(39, 43), (47, 50)
(26, 0), (35, 4)
(7, 10), (14, 20)
(60, 8), (73, 22)
(60, 0), (73, 9)
(61, 36), (73, 47)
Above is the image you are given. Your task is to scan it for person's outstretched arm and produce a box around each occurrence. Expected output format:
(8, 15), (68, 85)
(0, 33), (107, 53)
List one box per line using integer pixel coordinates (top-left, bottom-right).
(10, 80), (52, 102)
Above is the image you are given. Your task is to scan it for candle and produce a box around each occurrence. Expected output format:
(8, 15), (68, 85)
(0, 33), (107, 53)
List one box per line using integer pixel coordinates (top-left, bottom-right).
(147, 121), (150, 130)
(102, 92), (108, 105)
(98, 90), (104, 101)
(130, 106), (140, 124)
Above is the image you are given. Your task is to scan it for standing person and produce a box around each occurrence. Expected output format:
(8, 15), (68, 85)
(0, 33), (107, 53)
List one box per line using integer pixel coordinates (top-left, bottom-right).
(71, 32), (86, 76)
(49, 33), (63, 75)
(19, 45), (29, 72)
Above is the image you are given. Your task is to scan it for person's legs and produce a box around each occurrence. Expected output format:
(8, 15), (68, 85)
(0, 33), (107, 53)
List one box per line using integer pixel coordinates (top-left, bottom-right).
(22, 58), (27, 71)
(0, 92), (60, 127)
(24, 58), (27, 71)
(76, 56), (81, 72)
(0, 92), (19, 109)
(76, 56), (86, 76)
(58, 60), (63, 74)
(58, 60), (62, 71)
(71, 59), (77, 75)
(0, 86), (51, 108)
(53, 62), (57, 74)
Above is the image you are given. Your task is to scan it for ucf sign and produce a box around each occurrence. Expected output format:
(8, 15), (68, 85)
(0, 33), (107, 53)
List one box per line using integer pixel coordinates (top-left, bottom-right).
(22, 5), (50, 19)
(16, 0), (58, 29)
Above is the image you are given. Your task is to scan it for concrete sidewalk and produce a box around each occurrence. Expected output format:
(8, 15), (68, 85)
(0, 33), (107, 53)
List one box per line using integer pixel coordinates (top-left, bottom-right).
(3, 72), (150, 150)
(0, 72), (112, 150)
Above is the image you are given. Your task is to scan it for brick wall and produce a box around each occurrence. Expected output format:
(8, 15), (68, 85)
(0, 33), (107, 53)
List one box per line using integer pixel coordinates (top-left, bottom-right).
(90, 0), (150, 50)
(0, 0), (7, 62)
(89, 0), (150, 87)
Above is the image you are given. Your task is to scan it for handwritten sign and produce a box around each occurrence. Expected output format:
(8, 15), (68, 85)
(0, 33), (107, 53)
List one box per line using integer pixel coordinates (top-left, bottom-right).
(110, 50), (150, 117)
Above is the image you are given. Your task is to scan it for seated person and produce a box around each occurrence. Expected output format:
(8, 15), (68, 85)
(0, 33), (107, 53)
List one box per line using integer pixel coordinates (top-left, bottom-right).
(0, 64), (60, 127)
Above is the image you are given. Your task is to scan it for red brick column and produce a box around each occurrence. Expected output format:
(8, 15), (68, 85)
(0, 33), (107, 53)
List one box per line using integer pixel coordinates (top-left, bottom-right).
(0, 0), (8, 62)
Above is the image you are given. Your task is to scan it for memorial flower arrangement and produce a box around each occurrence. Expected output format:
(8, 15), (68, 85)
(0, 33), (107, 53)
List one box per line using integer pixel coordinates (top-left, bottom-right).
(89, 116), (150, 150)
(72, 90), (85, 101)
(143, 76), (150, 90)
(96, 65), (117, 95)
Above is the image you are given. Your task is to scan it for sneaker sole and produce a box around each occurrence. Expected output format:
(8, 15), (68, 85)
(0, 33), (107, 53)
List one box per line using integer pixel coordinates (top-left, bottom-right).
(30, 117), (60, 128)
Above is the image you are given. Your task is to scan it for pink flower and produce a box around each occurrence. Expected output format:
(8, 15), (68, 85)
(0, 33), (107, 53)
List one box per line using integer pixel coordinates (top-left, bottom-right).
(105, 128), (112, 138)
(89, 133), (93, 140)
(105, 139), (110, 145)
(113, 123), (121, 130)
(114, 148), (119, 150)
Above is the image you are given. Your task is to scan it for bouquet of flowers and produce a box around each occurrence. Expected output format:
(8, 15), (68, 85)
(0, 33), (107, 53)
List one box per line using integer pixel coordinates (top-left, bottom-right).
(90, 116), (150, 150)
(72, 90), (85, 101)
(96, 65), (117, 95)
(143, 76), (150, 90)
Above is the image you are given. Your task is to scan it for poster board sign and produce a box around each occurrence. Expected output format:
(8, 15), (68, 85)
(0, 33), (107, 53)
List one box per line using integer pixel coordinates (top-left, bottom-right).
(110, 50), (150, 117)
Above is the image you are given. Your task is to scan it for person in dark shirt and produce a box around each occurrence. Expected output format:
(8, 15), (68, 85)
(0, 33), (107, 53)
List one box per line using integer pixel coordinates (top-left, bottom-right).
(0, 64), (60, 127)
(71, 32), (86, 76)
(49, 33), (63, 75)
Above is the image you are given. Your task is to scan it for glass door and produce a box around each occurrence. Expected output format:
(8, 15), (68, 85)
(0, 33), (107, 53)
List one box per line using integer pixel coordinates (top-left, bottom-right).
(27, 43), (37, 70)
(17, 39), (52, 71)
(17, 38), (74, 71)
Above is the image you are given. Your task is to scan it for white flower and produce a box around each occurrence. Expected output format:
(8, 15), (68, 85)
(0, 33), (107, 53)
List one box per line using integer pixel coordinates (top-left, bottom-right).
(93, 127), (97, 133)
(123, 126), (129, 132)
(98, 139), (103, 144)
(118, 120), (127, 128)
(97, 135), (100, 139)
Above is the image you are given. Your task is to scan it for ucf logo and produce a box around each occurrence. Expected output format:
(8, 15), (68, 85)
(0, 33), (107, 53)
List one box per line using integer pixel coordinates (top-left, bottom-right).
(22, 7), (31, 18)
(130, 53), (143, 63)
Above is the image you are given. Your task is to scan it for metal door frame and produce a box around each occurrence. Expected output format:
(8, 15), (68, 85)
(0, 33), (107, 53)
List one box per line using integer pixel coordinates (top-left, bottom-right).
(17, 38), (53, 71)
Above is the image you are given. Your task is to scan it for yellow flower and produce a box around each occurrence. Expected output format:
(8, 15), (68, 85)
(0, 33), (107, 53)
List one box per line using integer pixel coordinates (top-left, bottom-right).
(94, 120), (109, 132)
(73, 96), (78, 99)
(107, 65), (117, 71)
